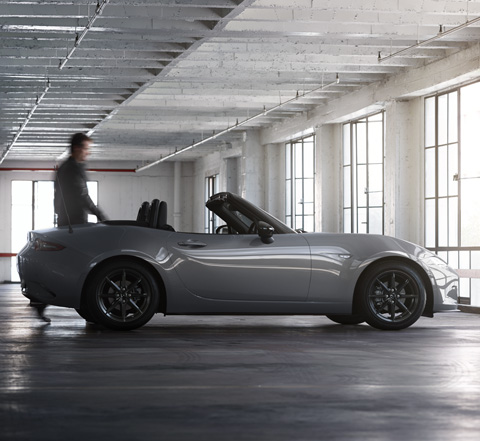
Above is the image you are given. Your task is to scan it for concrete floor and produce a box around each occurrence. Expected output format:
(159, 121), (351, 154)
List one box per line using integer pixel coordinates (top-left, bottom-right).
(1, 284), (480, 441)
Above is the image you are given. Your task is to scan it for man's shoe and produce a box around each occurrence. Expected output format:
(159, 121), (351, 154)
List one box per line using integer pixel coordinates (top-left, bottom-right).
(30, 302), (51, 323)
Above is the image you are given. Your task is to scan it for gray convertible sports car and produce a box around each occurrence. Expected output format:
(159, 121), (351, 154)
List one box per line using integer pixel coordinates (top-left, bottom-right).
(17, 192), (458, 331)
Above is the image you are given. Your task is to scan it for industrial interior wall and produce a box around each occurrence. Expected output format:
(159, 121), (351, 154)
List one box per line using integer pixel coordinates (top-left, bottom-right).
(192, 134), (288, 234)
(191, 142), (243, 233)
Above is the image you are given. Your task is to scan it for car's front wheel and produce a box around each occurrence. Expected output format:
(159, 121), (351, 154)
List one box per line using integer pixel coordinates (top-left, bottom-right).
(357, 261), (426, 330)
(85, 259), (160, 331)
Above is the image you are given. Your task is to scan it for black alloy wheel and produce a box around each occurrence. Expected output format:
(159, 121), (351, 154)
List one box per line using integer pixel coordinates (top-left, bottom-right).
(357, 261), (426, 330)
(86, 260), (160, 331)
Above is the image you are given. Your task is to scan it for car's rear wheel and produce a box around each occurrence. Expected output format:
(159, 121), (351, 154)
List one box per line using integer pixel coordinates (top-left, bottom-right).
(85, 260), (160, 331)
(357, 261), (426, 330)
(326, 314), (365, 325)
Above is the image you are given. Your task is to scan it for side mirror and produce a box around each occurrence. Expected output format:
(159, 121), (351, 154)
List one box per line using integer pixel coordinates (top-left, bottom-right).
(258, 221), (274, 244)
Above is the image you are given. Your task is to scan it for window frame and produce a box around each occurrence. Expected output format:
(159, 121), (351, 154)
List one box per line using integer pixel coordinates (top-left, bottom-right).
(423, 82), (480, 306)
(205, 174), (219, 233)
(11, 179), (98, 281)
(285, 133), (316, 232)
(342, 111), (385, 234)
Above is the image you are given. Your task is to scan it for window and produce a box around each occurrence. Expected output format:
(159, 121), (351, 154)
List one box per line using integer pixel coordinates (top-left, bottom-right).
(11, 179), (98, 281)
(86, 181), (98, 223)
(205, 174), (219, 233)
(424, 82), (480, 306)
(11, 181), (55, 281)
(424, 92), (458, 249)
(343, 112), (385, 234)
(285, 134), (315, 232)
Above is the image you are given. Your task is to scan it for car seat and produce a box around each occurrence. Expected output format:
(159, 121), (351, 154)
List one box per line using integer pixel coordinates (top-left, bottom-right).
(149, 199), (160, 228)
(157, 201), (167, 228)
(136, 201), (150, 223)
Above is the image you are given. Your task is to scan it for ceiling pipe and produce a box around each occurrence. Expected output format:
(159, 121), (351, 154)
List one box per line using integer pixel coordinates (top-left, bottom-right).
(54, 0), (109, 161)
(0, 167), (136, 173)
(0, 79), (51, 165)
(378, 15), (480, 63)
(136, 74), (340, 173)
(1, 1), (109, 165)
(59, 0), (109, 70)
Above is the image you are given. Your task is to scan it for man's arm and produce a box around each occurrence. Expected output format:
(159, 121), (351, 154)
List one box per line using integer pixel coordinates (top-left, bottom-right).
(73, 162), (108, 221)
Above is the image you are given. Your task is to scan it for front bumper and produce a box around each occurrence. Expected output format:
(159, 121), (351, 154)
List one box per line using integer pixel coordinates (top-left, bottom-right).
(429, 263), (458, 312)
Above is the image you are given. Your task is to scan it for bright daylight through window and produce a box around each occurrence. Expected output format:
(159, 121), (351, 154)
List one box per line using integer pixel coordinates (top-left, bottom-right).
(205, 174), (219, 233)
(11, 180), (97, 281)
(285, 134), (315, 232)
(343, 112), (385, 234)
(425, 81), (480, 306)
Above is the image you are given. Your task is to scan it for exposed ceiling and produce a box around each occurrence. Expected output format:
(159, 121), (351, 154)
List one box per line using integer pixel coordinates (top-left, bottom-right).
(2, 0), (480, 166)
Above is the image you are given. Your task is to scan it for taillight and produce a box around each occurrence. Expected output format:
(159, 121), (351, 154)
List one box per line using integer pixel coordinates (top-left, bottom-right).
(33, 239), (65, 251)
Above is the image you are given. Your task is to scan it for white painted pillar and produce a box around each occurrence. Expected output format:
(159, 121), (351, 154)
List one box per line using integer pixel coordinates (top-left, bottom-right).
(242, 130), (265, 208)
(264, 143), (285, 221)
(173, 161), (182, 231)
(225, 156), (240, 195)
(315, 124), (342, 233)
(384, 98), (423, 243)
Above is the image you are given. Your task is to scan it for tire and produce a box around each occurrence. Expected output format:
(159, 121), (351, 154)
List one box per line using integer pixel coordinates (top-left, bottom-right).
(326, 314), (365, 325)
(357, 261), (426, 330)
(85, 259), (160, 331)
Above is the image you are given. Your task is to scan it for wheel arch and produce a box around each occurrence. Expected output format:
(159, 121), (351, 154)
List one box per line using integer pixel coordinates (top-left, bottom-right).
(80, 255), (167, 314)
(352, 256), (434, 318)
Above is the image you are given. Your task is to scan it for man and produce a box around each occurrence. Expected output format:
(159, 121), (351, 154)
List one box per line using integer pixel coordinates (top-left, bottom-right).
(54, 133), (106, 227)
(32, 134), (106, 323)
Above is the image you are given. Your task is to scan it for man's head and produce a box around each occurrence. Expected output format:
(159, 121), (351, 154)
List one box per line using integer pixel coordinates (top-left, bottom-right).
(70, 133), (92, 162)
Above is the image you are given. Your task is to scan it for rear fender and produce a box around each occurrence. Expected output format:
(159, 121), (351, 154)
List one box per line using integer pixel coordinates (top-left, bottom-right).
(80, 254), (167, 314)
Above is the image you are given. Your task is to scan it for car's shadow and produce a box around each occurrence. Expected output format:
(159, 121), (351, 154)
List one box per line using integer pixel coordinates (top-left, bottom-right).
(23, 304), (443, 341)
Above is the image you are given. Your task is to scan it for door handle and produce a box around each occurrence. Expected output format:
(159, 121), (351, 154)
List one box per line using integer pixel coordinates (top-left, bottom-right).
(177, 240), (207, 248)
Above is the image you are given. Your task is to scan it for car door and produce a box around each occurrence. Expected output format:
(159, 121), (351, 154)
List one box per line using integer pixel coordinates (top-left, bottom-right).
(166, 232), (311, 301)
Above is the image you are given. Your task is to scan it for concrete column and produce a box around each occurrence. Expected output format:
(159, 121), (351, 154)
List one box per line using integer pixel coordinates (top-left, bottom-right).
(384, 98), (423, 243)
(315, 124), (342, 233)
(242, 130), (265, 207)
(173, 161), (182, 231)
(264, 143), (285, 221)
(225, 156), (240, 195)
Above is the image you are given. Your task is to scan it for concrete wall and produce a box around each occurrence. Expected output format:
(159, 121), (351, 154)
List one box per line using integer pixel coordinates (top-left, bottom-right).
(191, 135), (287, 233)
(191, 131), (283, 233)
(191, 142), (243, 233)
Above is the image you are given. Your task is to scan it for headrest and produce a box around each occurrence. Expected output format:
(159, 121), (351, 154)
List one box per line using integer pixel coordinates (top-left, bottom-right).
(157, 201), (167, 228)
(136, 201), (150, 223)
(149, 199), (160, 228)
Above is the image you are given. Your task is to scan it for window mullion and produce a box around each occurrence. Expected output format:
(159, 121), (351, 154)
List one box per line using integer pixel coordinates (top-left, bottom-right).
(457, 90), (462, 248)
(435, 95), (439, 250)
(366, 118), (370, 234)
(351, 124), (355, 233)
